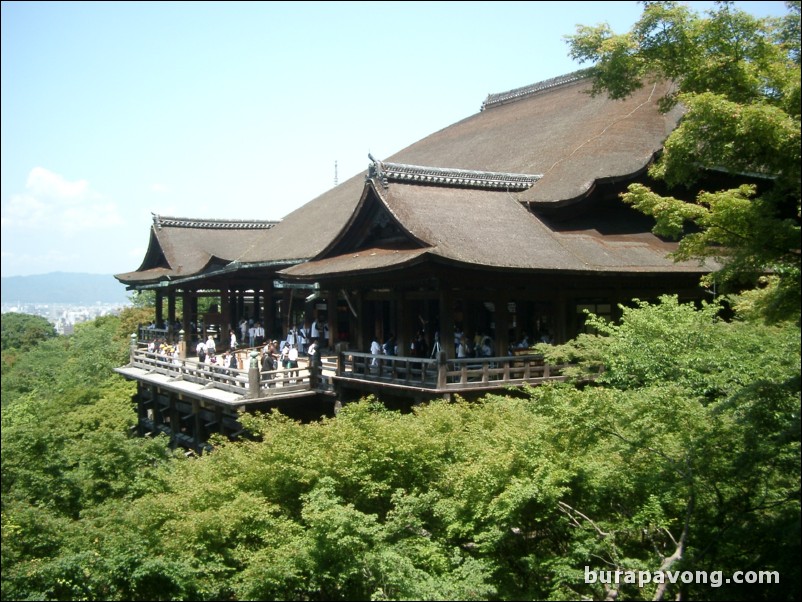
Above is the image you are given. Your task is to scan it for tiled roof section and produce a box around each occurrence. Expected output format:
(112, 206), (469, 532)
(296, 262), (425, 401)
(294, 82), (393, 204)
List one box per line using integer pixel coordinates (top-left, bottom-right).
(481, 69), (593, 111)
(368, 157), (542, 191)
(152, 214), (279, 230)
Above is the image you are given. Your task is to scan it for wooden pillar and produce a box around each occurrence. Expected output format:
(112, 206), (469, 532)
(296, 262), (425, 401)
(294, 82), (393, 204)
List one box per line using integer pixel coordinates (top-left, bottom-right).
(169, 394), (180, 444)
(192, 399), (202, 452)
(189, 294), (199, 342)
(395, 291), (406, 358)
(228, 290), (237, 329)
(373, 307), (383, 349)
(283, 289), (294, 339)
(402, 294), (416, 357)
(439, 284), (454, 359)
(155, 290), (164, 329)
(254, 289), (262, 324)
(136, 384), (149, 436)
(309, 351), (320, 389)
(167, 292), (176, 341)
(181, 291), (191, 341)
(495, 293), (510, 356)
(436, 350), (448, 389)
(263, 286), (274, 340)
(236, 292), (245, 325)
(221, 289), (231, 336)
(354, 290), (366, 353)
(326, 290), (337, 349)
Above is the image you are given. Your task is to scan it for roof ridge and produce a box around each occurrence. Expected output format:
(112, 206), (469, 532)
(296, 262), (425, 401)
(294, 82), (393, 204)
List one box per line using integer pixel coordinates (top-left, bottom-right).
(367, 156), (542, 190)
(152, 214), (279, 230)
(481, 68), (592, 111)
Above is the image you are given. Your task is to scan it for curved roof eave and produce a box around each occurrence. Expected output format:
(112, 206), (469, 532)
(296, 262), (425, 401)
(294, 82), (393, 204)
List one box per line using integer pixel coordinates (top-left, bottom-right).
(279, 247), (432, 281)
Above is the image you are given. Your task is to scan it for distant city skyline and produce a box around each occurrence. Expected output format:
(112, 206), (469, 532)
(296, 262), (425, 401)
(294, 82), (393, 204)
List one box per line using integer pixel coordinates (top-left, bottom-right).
(1, 301), (128, 336)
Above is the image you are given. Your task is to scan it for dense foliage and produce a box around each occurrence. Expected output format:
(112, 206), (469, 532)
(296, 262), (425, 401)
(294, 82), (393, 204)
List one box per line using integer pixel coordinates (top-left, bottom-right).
(567, 1), (801, 322)
(1, 312), (56, 353)
(1, 297), (799, 601)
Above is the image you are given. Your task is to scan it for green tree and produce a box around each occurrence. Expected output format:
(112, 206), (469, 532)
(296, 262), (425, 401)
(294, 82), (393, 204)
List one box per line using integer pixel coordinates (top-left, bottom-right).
(539, 296), (800, 601)
(1, 313), (174, 601)
(1, 313), (59, 392)
(128, 290), (156, 309)
(567, 1), (801, 322)
(1, 312), (56, 352)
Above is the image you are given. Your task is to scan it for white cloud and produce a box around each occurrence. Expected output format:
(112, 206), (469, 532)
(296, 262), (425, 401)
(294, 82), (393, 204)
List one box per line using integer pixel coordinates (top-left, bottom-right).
(26, 166), (89, 199)
(3, 167), (123, 234)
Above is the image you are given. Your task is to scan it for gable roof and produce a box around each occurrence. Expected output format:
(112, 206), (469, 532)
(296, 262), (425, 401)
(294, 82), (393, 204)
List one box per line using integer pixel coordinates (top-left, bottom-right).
(115, 214), (279, 286)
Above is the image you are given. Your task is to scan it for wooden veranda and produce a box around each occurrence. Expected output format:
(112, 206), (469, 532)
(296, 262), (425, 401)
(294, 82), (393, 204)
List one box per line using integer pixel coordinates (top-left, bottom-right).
(115, 340), (568, 453)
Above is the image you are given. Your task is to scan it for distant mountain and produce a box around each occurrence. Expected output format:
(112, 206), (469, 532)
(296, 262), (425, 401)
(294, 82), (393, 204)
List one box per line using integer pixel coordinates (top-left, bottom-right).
(1, 272), (131, 305)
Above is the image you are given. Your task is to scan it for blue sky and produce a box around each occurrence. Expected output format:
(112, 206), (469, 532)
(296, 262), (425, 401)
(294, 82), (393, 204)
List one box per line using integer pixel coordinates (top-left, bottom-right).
(1, 0), (790, 278)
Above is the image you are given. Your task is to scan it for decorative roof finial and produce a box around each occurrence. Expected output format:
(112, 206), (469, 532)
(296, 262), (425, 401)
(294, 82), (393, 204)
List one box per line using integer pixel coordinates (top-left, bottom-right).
(367, 153), (389, 188)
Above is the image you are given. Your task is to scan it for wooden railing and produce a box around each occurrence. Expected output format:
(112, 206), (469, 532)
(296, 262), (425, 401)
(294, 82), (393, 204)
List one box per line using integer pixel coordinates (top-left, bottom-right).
(137, 326), (170, 343)
(129, 348), (336, 398)
(338, 351), (566, 392)
(127, 346), (564, 400)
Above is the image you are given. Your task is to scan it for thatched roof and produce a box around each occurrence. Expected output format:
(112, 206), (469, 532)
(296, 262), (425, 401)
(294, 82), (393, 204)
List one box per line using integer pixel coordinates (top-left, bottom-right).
(115, 215), (279, 286)
(382, 73), (682, 207)
(280, 174), (713, 279)
(118, 71), (701, 286)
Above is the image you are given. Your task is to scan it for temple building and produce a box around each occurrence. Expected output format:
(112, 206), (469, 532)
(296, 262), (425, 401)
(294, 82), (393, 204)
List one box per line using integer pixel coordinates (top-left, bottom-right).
(117, 70), (725, 355)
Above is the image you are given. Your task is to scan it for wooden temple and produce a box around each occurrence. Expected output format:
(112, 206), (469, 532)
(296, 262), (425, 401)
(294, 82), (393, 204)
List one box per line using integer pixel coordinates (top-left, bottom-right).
(115, 70), (741, 451)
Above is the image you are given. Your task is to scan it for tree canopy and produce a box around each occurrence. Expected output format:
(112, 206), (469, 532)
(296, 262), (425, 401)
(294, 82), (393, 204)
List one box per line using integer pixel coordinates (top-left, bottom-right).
(1, 312), (56, 353)
(2, 298), (799, 601)
(567, 0), (801, 323)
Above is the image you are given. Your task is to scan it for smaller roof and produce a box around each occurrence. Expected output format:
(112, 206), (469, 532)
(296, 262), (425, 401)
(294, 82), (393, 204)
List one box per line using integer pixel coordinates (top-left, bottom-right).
(115, 214), (279, 286)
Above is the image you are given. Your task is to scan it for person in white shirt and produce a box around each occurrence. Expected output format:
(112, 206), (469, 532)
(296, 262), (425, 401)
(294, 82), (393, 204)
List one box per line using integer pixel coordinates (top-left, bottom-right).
(370, 337), (382, 366)
(288, 344), (299, 381)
